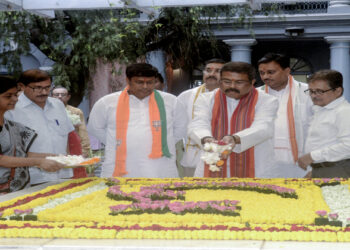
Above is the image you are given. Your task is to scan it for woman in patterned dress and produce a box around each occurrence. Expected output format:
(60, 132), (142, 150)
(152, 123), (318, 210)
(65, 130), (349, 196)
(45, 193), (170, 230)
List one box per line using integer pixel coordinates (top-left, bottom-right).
(0, 76), (63, 193)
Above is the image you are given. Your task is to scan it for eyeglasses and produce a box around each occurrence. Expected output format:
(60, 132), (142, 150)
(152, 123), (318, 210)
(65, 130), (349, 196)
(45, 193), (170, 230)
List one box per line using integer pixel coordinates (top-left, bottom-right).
(203, 68), (221, 74)
(304, 88), (336, 96)
(220, 79), (250, 86)
(52, 93), (68, 97)
(26, 85), (51, 93)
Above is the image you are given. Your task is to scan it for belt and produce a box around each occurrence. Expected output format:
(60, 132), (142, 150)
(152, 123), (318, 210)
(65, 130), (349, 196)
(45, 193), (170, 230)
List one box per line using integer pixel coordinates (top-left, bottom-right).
(311, 159), (350, 169)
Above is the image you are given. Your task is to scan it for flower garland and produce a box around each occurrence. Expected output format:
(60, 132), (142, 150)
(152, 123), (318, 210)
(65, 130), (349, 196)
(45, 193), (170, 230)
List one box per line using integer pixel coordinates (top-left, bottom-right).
(0, 178), (95, 217)
(109, 200), (240, 217)
(107, 180), (298, 199)
(0, 178), (348, 241)
(66, 109), (81, 125)
(0, 220), (350, 241)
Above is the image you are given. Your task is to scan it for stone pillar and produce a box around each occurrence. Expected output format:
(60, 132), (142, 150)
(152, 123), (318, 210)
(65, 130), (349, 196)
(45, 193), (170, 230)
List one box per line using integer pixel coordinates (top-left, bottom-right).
(325, 36), (350, 101)
(146, 50), (167, 90)
(328, 0), (350, 13)
(223, 39), (257, 63)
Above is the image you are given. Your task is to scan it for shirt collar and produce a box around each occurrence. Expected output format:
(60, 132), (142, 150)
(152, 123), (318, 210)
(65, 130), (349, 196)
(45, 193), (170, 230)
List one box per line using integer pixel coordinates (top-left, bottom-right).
(128, 92), (150, 103)
(17, 93), (33, 108)
(269, 85), (287, 96)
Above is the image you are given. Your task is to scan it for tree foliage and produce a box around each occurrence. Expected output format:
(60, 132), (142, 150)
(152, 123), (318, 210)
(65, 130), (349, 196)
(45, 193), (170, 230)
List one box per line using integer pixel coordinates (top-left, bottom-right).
(1, 9), (146, 103)
(143, 5), (256, 72)
(0, 4), (269, 102)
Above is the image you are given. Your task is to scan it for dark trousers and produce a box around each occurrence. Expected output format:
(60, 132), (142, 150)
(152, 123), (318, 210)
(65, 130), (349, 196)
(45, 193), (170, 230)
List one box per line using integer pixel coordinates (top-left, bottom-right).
(311, 159), (350, 178)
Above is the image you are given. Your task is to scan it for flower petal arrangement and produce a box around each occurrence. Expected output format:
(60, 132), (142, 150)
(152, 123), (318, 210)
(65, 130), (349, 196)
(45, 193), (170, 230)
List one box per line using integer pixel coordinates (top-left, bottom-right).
(0, 177), (349, 241)
(46, 155), (100, 167)
(201, 141), (233, 172)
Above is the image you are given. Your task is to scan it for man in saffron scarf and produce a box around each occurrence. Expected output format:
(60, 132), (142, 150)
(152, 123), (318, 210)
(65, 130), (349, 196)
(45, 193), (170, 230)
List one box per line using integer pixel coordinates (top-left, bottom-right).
(258, 53), (313, 178)
(176, 59), (226, 177)
(188, 62), (278, 178)
(87, 63), (185, 178)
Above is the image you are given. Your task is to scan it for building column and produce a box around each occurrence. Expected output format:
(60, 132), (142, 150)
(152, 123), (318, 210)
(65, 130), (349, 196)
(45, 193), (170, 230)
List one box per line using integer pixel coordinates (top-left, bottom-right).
(328, 0), (350, 13)
(223, 39), (256, 63)
(325, 36), (350, 101)
(146, 50), (167, 90)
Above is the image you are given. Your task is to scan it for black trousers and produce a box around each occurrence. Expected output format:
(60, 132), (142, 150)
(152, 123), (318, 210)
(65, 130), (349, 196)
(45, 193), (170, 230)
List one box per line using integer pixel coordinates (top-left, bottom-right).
(311, 159), (350, 178)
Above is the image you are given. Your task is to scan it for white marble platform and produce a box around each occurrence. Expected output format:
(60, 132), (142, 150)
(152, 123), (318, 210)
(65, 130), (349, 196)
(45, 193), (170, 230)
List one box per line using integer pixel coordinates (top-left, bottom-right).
(1, 183), (350, 250)
(1, 238), (350, 250)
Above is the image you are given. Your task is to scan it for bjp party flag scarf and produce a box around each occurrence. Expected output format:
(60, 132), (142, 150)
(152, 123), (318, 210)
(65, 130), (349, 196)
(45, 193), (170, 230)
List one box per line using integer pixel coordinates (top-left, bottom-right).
(113, 88), (171, 177)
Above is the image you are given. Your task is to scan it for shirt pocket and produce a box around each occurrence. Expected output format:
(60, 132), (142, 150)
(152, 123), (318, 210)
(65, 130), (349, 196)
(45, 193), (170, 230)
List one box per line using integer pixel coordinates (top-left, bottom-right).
(48, 117), (71, 137)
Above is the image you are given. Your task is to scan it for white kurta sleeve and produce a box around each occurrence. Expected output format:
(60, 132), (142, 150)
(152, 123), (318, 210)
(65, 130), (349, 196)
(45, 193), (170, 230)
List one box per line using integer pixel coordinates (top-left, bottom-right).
(187, 92), (213, 146)
(302, 94), (314, 144)
(173, 97), (188, 142)
(87, 97), (108, 144)
(310, 108), (350, 162)
(233, 93), (278, 153)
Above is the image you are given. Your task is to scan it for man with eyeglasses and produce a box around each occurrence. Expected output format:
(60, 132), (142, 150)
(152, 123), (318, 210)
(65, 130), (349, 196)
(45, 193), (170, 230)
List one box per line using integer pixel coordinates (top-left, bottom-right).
(5, 69), (74, 185)
(257, 53), (313, 178)
(188, 62), (278, 178)
(298, 70), (350, 178)
(51, 86), (91, 158)
(175, 58), (226, 177)
(88, 63), (185, 178)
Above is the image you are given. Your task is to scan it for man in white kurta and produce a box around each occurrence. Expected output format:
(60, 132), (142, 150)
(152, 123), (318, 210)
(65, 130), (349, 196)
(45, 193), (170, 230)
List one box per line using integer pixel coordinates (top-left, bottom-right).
(176, 59), (225, 176)
(5, 70), (74, 184)
(258, 53), (313, 178)
(188, 62), (279, 178)
(87, 63), (185, 178)
(298, 70), (350, 178)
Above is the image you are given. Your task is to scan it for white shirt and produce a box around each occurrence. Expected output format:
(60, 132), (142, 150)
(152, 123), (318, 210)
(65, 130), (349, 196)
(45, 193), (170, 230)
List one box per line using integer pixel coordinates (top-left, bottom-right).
(305, 96), (350, 163)
(260, 79), (313, 177)
(188, 89), (279, 178)
(87, 91), (185, 178)
(175, 85), (209, 167)
(5, 94), (74, 184)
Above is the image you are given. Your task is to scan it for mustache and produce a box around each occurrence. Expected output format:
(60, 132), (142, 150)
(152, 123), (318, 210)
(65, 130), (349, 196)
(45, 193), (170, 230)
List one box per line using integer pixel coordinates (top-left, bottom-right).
(225, 88), (240, 94)
(205, 76), (217, 80)
(37, 95), (48, 98)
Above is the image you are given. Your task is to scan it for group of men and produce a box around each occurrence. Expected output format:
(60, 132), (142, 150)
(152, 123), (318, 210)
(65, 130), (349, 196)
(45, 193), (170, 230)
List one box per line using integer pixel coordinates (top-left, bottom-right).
(87, 53), (350, 179)
(3, 52), (350, 187)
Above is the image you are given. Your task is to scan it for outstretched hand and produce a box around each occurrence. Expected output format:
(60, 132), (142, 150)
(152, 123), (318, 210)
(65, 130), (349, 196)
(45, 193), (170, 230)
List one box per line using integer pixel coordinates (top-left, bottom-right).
(220, 135), (236, 159)
(38, 159), (64, 172)
(201, 136), (217, 145)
